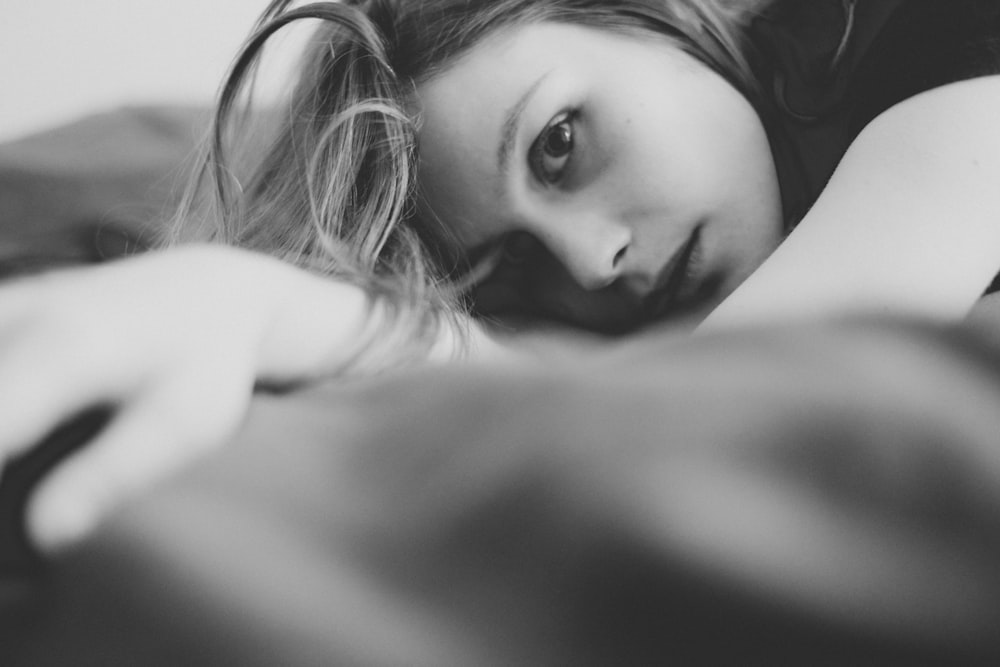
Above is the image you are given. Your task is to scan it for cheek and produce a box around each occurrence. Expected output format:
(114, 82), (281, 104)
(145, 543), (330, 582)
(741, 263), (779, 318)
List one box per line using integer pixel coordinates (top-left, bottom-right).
(730, 122), (783, 238)
(694, 93), (781, 224)
(604, 86), (740, 208)
(594, 104), (692, 207)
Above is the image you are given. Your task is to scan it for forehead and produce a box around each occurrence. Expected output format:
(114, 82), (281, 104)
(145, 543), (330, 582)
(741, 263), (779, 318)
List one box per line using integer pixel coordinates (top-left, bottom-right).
(414, 24), (549, 246)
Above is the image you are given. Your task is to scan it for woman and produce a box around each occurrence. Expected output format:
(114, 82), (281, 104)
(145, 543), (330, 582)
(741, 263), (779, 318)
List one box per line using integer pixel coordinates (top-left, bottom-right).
(1, 0), (999, 554)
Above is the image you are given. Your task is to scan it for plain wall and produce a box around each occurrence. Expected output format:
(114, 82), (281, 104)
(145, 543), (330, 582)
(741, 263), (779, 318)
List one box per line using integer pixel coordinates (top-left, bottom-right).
(0, 1), (284, 142)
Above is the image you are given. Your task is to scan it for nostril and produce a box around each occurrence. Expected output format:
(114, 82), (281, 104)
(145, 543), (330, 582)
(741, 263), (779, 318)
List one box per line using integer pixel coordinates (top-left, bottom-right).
(613, 246), (627, 268)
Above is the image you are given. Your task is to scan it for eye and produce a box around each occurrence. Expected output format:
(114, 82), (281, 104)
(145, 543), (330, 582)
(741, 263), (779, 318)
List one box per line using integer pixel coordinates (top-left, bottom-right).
(529, 110), (576, 184)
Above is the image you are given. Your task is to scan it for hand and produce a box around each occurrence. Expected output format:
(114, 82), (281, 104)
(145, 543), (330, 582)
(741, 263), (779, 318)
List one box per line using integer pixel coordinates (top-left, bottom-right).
(0, 245), (365, 553)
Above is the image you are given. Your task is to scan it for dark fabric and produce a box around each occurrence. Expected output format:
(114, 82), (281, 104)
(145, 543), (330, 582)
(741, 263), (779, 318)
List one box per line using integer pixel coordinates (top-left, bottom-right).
(752, 0), (1000, 226)
(5, 319), (1000, 665)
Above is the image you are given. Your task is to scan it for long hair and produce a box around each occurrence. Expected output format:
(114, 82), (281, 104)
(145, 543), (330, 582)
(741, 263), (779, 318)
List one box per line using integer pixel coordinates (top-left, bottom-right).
(168, 0), (771, 362)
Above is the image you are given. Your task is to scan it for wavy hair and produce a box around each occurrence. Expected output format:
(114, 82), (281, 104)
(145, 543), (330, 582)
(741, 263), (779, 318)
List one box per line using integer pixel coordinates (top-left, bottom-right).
(169, 0), (772, 361)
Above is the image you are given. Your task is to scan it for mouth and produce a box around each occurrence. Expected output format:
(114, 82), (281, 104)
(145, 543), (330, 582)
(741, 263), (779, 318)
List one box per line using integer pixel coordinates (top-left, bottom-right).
(643, 225), (704, 320)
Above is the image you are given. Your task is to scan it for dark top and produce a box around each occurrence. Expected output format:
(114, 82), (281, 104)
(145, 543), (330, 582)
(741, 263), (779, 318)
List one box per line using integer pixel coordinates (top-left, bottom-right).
(752, 0), (1000, 227)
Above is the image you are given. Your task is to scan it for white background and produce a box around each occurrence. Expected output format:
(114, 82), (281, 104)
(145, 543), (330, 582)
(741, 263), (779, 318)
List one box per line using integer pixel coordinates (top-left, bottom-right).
(0, 0), (287, 142)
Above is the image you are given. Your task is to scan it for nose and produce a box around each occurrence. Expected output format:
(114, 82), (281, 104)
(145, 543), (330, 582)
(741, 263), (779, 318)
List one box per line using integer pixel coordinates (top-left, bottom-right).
(532, 214), (631, 290)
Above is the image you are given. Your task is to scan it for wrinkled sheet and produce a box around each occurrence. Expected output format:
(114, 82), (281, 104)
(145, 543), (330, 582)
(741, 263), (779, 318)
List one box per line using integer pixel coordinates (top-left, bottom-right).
(5, 318), (1000, 665)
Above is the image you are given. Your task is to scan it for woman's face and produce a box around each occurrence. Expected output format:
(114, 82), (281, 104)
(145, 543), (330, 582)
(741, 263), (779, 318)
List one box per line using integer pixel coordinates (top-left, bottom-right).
(415, 21), (783, 327)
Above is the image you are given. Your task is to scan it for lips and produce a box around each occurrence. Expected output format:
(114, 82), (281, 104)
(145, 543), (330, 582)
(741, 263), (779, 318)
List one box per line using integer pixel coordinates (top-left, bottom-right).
(643, 225), (703, 319)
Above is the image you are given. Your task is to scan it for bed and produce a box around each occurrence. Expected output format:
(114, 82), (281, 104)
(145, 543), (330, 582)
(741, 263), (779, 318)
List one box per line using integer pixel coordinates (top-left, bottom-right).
(2, 108), (1000, 665)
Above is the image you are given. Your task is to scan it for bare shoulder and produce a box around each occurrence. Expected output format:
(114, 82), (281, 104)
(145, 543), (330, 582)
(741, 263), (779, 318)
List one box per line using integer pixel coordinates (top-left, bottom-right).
(859, 75), (1000, 153)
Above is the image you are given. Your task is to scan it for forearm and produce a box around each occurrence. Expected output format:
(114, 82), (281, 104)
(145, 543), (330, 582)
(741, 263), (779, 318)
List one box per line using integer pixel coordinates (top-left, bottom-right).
(0, 242), (507, 552)
(235, 246), (512, 383)
(702, 75), (1000, 330)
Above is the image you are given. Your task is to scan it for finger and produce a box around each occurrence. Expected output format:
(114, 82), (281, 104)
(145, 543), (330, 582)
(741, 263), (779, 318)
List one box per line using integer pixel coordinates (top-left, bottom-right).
(0, 336), (123, 465)
(0, 278), (39, 329)
(0, 407), (111, 574)
(24, 366), (254, 553)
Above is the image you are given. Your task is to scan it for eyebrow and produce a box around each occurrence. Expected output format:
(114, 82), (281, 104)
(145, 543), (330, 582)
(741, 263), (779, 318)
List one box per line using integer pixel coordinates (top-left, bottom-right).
(497, 73), (549, 175)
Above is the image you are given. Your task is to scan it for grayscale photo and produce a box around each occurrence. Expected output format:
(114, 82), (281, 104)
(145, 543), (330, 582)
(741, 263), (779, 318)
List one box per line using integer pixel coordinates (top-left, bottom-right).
(3, 1), (1000, 664)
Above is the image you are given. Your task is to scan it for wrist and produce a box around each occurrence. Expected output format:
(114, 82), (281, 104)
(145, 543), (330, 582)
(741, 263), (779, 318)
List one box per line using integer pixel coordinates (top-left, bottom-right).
(147, 244), (369, 382)
(251, 259), (371, 383)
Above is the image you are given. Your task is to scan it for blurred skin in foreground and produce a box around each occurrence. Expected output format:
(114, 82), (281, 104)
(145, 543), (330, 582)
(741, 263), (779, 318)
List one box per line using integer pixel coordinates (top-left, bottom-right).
(6, 316), (1000, 665)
